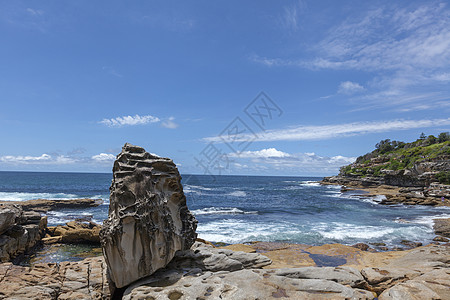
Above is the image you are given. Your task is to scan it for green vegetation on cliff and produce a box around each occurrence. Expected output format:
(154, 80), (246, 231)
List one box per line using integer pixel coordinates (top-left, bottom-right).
(340, 132), (450, 183)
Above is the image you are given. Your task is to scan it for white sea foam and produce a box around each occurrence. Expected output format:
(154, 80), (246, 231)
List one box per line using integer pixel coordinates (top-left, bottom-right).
(0, 192), (79, 201)
(317, 222), (395, 240)
(325, 185), (342, 190)
(299, 181), (321, 187)
(184, 185), (214, 191)
(192, 207), (257, 215)
(196, 219), (298, 243)
(410, 213), (450, 228)
(227, 191), (247, 197)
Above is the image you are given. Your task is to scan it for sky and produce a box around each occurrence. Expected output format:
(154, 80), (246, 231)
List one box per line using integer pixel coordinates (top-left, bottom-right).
(1, 0), (450, 176)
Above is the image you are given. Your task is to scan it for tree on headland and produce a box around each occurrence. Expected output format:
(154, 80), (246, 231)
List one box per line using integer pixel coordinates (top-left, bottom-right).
(419, 132), (427, 140)
(438, 132), (450, 143)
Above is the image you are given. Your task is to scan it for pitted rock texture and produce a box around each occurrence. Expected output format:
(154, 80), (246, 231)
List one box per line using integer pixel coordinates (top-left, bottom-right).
(123, 243), (373, 300)
(100, 143), (197, 288)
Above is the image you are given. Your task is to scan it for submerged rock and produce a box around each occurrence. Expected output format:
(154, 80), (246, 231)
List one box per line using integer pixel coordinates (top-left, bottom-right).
(100, 143), (197, 289)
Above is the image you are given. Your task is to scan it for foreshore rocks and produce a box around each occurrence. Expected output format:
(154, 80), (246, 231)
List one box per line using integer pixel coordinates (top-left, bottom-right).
(0, 198), (103, 213)
(0, 240), (448, 299)
(45, 220), (102, 244)
(0, 256), (109, 299)
(123, 242), (375, 300)
(100, 143), (197, 289)
(434, 218), (450, 238)
(322, 176), (450, 206)
(0, 204), (47, 262)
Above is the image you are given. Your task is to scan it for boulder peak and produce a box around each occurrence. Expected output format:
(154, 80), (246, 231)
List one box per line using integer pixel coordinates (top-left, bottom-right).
(100, 143), (197, 289)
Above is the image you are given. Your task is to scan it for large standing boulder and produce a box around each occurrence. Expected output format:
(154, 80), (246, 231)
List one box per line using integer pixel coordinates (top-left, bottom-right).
(100, 143), (197, 288)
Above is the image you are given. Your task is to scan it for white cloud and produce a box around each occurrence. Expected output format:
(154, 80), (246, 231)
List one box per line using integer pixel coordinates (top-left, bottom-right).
(0, 154), (51, 163)
(205, 118), (450, 143)
(91, 153), (116, 161)
(161, 117), (179, 129)
(338, 81), (364, 95)
(0, 154), (75, 165)
(231, 148), (291, 158)
(227, 148), (356, 175)
(100, 114), (160, 127)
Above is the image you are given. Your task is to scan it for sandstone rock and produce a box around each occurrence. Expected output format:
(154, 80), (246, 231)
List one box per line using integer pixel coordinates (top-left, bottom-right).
(48, 221), (101, 244)
(0, 257), (109, 299)
(100, 143), (197, 288)
(433, 236), (449, 242)
(0, 198), (103, 213)
(352, 242), (371, 251)
(0, 206), (46, 262)
(0, 205), (22, 235)
(400, 240), (422, 248)
(273, 266), (366, 288)
(171, 242), (271, 272)
(434, 218), (450, 237)
(123, 268), (375, 300)
(379, 268), (450, 300)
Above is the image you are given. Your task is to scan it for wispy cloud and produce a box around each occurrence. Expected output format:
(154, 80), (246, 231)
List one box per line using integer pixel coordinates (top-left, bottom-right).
(161, 117), (179, 129)
(91, 153), (116, 162)
(0, 152), (118, 166)
(338, 81), (364, 95)
(0, 154), (51, 163)
(102, 66), (123, 78)
(254, 2), (450, 111)
(26, 8), (44, 16)
(0, 154), (75, 165)
(100, 114), (160, 127)
(205, 118), (450, 143)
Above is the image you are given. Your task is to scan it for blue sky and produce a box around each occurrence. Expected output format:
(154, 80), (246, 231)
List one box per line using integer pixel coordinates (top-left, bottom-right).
(1, 0), (450, 176)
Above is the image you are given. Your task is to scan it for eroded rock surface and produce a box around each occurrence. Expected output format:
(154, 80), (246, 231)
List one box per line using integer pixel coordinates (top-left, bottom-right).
(100, 143), (197, 288)
(123, 242), (374, 300)
(0, 204), (47, 262)
(0, 257), (109, 299)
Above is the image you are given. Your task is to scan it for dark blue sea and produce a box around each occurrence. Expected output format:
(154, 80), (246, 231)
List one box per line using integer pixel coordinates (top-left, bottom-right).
(1, 171), (449, 248)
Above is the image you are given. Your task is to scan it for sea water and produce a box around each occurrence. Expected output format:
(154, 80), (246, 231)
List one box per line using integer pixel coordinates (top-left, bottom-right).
(1, 171), (449, 248)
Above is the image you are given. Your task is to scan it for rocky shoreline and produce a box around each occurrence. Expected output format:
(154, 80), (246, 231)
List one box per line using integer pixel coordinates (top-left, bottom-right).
(321, 175), (450, 206)
(0, 240), (448, 299)
(0, 144), (449, 299)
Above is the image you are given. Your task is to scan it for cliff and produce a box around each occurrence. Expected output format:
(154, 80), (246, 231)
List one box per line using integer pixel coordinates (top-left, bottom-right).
(322, 133), (450, 205)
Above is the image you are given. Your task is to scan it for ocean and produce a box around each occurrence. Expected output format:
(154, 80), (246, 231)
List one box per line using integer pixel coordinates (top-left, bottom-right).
(1, 171), (449, 248)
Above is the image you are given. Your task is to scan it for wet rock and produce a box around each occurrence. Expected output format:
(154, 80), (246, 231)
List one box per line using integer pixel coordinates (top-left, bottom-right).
(400, 240), (422, 248)
(100, 143), (197, 288)
(434, 218), (450, 237)
(352, 243), (371, 251)
(433, 236), (449, 242)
